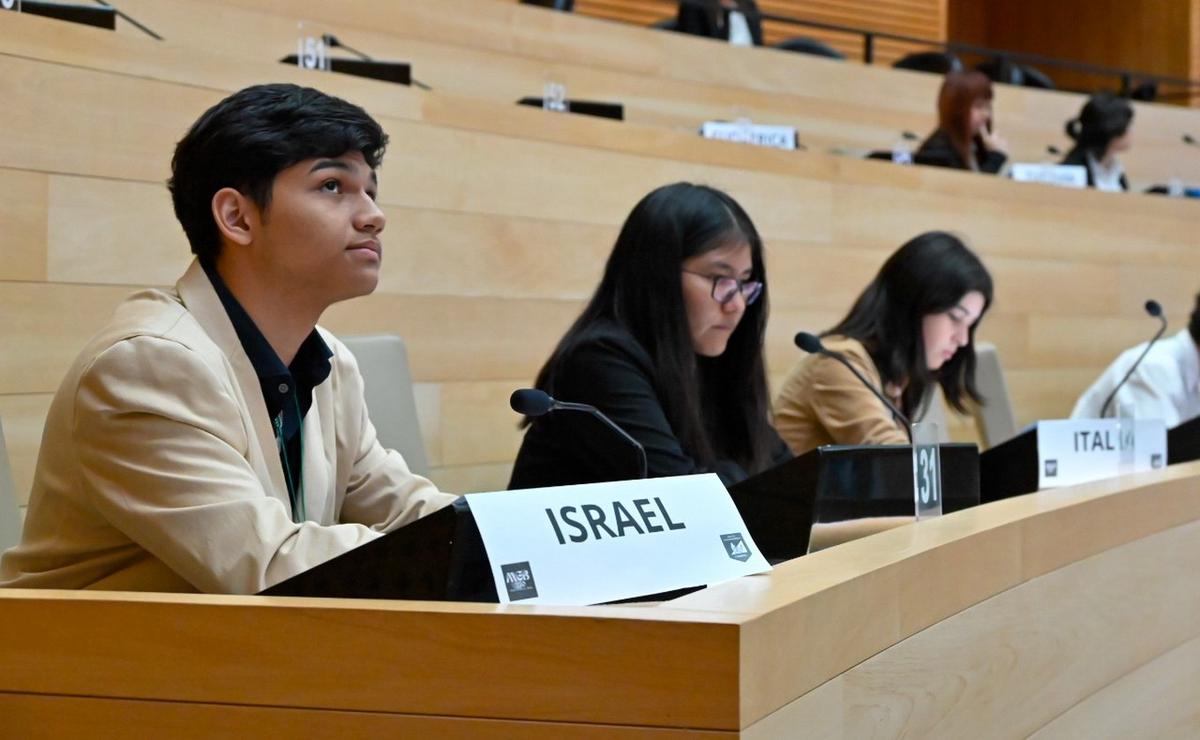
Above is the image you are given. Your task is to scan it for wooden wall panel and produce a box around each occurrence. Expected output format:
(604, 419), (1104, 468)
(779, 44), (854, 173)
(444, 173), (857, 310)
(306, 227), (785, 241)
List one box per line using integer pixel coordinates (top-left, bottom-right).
(2, 456), (1199, 735)
(3, 5), (1200, 501)
(742, 517), (1200, 736)
(94, 0), (1200, 184)
(947, 0), (1197, 101)
(571, 0), (946, 64)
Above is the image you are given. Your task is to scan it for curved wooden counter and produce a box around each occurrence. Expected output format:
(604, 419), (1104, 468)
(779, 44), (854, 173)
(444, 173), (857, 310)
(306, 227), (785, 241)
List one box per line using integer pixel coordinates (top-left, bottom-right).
(2, 462), (1198, 737)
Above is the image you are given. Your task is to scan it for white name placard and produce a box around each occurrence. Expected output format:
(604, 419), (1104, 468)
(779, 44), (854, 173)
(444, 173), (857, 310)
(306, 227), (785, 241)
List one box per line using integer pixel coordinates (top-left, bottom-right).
(1037, 419), (1121, 488)
(700, 120), (797, 151)
(466, 474), (770, 606)
(1120, 418), (1168, 473)
(1011, 163), (1088, 189)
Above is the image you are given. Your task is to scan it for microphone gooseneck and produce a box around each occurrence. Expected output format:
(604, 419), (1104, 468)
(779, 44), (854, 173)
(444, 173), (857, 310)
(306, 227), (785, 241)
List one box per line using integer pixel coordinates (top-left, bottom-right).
(794, 331), (914, 441)
(1099, 300), (1169, 418)
(509, 388), (649, 479)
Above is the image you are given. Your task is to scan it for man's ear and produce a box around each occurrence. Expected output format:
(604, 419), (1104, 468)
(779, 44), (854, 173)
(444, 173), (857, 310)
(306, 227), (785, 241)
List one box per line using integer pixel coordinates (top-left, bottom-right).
(211, 187), (256, 247)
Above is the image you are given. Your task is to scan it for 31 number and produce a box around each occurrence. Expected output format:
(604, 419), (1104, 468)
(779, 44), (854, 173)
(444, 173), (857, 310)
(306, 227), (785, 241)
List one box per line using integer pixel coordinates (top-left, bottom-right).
(917, 447), (939, 505)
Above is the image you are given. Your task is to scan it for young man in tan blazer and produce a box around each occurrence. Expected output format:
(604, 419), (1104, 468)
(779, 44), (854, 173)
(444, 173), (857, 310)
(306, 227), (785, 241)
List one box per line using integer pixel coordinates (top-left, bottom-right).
(0, 84), (456, 594)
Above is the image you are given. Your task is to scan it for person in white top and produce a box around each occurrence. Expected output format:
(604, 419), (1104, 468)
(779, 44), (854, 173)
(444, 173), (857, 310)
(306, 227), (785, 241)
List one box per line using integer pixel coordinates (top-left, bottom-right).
(1060, 92), (1133, 192)
(1071, 301), (1200, 426)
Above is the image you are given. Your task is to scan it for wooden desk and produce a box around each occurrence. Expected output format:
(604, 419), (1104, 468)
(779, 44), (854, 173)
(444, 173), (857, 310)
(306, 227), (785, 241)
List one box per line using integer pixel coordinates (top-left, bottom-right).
(3, 462), (1198, 737)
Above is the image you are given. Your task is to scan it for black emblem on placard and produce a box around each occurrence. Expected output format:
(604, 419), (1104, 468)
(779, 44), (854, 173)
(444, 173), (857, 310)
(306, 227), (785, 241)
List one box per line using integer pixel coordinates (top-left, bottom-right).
(1045, 460), (1058, 478)
(1152, 453), (1164, 469)
(501, 561), (538, 601)
(721, 533), (751, 562)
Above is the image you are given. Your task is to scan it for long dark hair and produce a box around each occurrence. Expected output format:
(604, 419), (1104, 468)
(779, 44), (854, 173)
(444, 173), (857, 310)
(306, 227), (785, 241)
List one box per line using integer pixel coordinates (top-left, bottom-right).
(825, 231), (993, 415)
(1064, 92), (1134, 162)
(530, 182), (776, 474)
(934, 70), (994, 168)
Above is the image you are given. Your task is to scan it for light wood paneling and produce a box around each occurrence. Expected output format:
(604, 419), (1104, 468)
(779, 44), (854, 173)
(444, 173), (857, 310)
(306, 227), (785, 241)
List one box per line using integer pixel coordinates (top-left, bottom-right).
(0, 394), (52, 506)
(744, 517), (1200, 737)
(1031, 635), (1200, 738)
(4, 6), (1200, 495)
(0, 169), (48, 282)
(4, 458), (1198, 736)
(0, 282), (143, 396)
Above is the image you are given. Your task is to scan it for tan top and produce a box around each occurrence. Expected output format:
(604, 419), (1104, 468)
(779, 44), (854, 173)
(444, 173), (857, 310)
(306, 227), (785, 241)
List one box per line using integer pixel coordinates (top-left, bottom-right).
(773, 335), (909, 455)
(0, 261), (455, 594)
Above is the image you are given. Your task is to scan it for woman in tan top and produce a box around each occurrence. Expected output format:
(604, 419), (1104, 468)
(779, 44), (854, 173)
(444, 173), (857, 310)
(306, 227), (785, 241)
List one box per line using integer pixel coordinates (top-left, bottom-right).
(774, 232), (993, 455)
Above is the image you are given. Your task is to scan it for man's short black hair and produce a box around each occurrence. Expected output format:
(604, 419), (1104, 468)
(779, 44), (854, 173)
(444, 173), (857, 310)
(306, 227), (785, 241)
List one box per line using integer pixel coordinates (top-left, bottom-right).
(168, 83), (388, 262)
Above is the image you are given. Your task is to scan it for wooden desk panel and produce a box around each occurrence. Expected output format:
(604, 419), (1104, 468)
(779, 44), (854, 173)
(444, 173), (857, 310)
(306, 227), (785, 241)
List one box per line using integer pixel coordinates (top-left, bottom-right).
(2, 463), (1199, 736)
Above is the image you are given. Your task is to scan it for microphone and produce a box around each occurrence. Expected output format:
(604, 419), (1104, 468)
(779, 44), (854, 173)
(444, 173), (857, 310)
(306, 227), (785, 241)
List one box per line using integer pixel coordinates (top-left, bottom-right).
(321, 34), (373, 61)
(510, 388), (648, 479)
(1046, 144), (1062, 156)
(1099, 300), (1169, 418)
(794, 332), (913, 440)
(1184, 134), (1198, 147)
(320, 33), (433, 90)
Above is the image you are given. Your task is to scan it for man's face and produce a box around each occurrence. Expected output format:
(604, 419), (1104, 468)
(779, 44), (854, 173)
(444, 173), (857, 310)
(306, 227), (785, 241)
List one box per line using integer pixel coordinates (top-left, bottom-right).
(248, 150), (386, 307)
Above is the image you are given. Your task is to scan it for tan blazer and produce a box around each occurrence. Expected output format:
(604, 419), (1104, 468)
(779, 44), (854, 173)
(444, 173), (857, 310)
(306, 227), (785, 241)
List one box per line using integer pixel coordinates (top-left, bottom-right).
(773, 335), (909, 455)
(0, 261), (455, 594)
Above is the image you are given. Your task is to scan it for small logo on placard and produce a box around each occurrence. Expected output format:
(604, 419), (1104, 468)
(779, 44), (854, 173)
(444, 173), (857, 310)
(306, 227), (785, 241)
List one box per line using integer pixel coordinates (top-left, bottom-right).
(1152, 453), (1164, 469)
(501, 561), (538, 601)
(721, 533), (751, 562)
(1045, 459), (1058, 477)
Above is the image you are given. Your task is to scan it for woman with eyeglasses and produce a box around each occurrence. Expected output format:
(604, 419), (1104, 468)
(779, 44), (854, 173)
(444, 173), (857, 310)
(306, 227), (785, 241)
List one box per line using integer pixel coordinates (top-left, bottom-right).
(773, 231), (993, 456)
(508, 182), (791, 489)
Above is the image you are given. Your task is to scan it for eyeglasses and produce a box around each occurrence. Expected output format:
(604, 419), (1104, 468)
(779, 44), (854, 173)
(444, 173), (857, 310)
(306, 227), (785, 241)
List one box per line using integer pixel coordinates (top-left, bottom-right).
(682, 269), (763, 306)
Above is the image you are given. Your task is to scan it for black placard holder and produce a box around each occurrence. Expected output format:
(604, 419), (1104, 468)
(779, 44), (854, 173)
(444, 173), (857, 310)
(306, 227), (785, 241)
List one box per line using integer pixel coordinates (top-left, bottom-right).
(265, 443), (979, 600)
(516, 97), (625, 121)
(730, 443), (980, 563)
(1168, 416), (1200, 464)
(979, 426), (1039, 502)
(9, 0), (115, 29)
(279, 55), (412, 86)
(263, 498), (496, 601)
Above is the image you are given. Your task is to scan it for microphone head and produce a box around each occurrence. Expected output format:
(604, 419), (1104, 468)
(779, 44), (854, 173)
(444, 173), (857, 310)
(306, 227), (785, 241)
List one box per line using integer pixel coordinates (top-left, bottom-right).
(321, 33), (340, 46)
(1145, 299), (1163, 318)
(1046, 144), (1062, 155)
(510, 388), (555, 417)
(1184, 134), (1197, 145)
(794, 332), (824, 354)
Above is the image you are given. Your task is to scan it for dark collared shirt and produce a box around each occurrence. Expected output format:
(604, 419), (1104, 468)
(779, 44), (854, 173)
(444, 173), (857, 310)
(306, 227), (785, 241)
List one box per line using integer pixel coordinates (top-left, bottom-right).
(202, 262), (332, 521)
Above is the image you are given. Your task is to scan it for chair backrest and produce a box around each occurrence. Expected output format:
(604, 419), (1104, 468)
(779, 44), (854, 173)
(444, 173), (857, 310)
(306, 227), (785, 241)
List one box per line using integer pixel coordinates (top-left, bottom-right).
(893, 50), (963, 75)
(971, 342), (1018, 449)
(0, 417), (23, 553)
(774, 36), (845, 60)
(340, 335), (430, 477)
(914, 389), (952, 443)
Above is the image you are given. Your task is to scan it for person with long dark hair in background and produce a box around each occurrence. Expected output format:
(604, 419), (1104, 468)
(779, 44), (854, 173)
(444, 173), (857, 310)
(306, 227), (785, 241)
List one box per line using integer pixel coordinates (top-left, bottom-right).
(914, 71), (1008, 174)
(773, 232), (994, 455)
(1061, 92), (1134, 192)
(509, 182), (790, 489)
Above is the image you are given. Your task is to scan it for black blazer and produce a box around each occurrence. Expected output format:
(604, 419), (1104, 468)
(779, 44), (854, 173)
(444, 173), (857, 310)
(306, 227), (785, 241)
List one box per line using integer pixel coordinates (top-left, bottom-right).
(914, 129), (1006, 174)
(1061, 148), (1129, 191)
(675, 0), (764, 46)
(508, 321), (790, 490)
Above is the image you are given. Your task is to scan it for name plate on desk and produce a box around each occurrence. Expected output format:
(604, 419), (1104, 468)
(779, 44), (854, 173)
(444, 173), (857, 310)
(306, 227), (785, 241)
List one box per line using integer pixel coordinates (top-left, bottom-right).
(1011, 163), (1087, 188)
(1121, 418), (1168, 473)
(467, 474), (770, 605)
(1038, 419), (1121, 488)
(700, 121), (797, 150)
